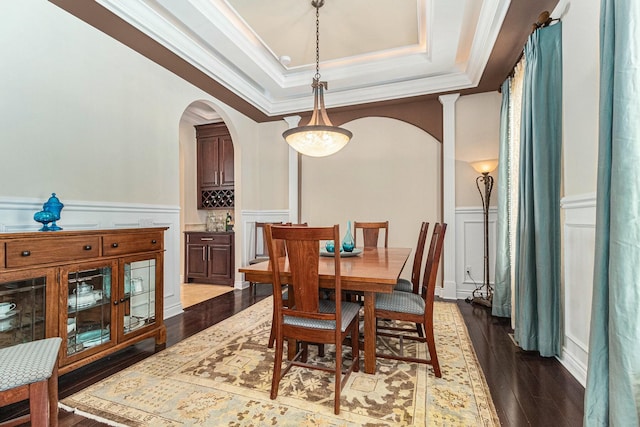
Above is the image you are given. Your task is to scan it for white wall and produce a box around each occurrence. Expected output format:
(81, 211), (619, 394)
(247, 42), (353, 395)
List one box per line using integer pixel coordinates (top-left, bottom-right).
(558, 0), (600, 386)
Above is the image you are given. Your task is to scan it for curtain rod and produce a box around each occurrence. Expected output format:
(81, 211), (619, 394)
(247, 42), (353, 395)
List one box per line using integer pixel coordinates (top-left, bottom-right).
(531, 11), (560, 33)
(498, 10), (560, 92)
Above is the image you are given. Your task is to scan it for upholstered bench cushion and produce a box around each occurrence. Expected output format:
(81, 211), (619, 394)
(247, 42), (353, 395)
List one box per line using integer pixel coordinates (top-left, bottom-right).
(394, 278), (414, 293)
(375, 291), (425, 315)
(284, 300), (361, 332)
(0, 337), (62, 392)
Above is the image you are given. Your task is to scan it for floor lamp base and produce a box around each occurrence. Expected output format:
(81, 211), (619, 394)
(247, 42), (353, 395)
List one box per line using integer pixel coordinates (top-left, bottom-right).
(469, 296), (492, 308)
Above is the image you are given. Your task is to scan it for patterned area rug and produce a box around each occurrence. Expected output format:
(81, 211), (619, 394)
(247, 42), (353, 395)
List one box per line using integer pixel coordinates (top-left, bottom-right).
(60, 298), (499, 426)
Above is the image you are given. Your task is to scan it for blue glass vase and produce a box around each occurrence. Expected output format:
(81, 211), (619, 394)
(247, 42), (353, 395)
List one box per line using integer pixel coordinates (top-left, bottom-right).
(43, 193), (64, 231)
(342, 221), (355, 252)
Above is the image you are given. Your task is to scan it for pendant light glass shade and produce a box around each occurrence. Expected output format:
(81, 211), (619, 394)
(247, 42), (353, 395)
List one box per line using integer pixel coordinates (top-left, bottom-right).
(283, 79), (352, 157)
(283, 0), (352, 157)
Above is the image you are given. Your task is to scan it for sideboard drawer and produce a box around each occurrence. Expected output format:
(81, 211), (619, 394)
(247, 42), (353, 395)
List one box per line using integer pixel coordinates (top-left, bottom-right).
(102, 232), (163, 256)
(5, 236), (100, 268)
(186, 233), (232, 245)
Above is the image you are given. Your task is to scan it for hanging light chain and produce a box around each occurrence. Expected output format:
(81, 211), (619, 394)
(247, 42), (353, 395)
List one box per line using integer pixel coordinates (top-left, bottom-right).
(311, 0), (324, 81)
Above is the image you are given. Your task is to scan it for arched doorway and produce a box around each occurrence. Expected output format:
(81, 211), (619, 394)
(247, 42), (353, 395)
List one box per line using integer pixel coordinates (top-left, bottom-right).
(178, 101), (237, 307)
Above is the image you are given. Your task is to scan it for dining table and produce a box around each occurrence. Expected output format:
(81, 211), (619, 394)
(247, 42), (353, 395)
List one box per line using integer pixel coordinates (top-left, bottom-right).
(238, 246), (412, 374)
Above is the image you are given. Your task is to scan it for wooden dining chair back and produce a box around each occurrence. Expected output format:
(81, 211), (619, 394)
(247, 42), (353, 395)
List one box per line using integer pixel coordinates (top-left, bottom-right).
(374, 222), (447, 377)
(264, 224), (360, 415)
(266, 222), (308, 348)
(354, 221), (389, 248)
(249, 222), (277, 265)
(249, 222), (283, 296)
(395, 222), (429, 294)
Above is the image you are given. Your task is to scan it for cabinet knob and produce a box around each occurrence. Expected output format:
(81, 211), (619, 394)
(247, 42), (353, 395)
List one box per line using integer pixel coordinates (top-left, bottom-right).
(112, 243), (119, 248)
(84, 245), (92, 250)
(151, 239), (157, 244)
(21, 250), (31, 257)
(113, 300), (118, 306)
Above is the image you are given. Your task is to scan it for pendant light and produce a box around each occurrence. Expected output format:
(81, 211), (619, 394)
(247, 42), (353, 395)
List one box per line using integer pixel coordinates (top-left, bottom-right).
(282, 0), (352, 157)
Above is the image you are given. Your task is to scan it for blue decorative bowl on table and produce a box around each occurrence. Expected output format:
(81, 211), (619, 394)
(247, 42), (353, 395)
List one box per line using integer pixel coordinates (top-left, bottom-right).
(325, 240), (335, 253)
(33, 210), (56, 231)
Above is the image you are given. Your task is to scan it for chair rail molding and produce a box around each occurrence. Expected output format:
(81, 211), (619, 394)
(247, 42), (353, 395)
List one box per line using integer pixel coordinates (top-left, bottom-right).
(0, 196), (182, 319)
(559, 192), (596, 387)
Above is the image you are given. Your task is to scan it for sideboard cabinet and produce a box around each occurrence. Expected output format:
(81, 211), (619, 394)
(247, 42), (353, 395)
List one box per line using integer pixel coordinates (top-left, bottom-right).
(184, 232), (234, 285)
(0, 227), (167, 374)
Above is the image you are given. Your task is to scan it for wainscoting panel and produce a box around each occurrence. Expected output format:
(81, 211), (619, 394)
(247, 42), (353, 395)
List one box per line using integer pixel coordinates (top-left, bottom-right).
(0, 196), (183, 319)
(560, 193), (596, 387)
(454, 207), (497, 300)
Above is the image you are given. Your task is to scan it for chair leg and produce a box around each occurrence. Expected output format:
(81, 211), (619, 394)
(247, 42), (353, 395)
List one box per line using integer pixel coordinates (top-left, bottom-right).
(29, 380), (49, 427)
(49, 364), (59, 427)
(268, 308), (276, 348)
(334, 340), (342, 415)
(425, 321), (440, 378)
(270, 331), (284, 400)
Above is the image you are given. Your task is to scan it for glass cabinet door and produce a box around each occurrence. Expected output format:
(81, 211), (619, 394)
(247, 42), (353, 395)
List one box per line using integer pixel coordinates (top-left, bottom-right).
(122, 256), (158, 335)
(0, 269), (52, 349)
(64, 263), (115, 358)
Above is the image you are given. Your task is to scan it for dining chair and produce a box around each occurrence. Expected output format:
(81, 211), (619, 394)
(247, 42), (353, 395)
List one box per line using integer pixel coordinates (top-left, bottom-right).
(395, 222), (429, 294)
(248, 222), (282, 295)
(354, 221), (389, 248)
(394, 221), (429, 336)
(374, 222), (447, 378)
(249, 222), (271, 265)
(265, 223), (310, 349)
(265, 224), (360, 415)
(0, 337), (62, 426)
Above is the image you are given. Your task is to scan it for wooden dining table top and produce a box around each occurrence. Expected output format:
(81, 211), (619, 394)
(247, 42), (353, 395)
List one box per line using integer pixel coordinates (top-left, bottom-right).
(239, 247), (412, 293)
(240, 246), (412, 374)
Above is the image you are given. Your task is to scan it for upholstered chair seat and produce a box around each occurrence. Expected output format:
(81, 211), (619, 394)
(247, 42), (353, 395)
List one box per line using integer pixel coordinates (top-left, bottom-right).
(0, 337), (62, 427)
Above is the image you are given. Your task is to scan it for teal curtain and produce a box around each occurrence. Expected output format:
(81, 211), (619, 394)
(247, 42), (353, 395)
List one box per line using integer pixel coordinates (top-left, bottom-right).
(492, 78), (511, 318)
(584, 1), (640, 425)
(514, 23), (562, 357)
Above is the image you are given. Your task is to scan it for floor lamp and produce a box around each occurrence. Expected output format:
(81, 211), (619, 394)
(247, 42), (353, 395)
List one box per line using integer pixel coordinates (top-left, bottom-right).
(468, 159), (498, 308)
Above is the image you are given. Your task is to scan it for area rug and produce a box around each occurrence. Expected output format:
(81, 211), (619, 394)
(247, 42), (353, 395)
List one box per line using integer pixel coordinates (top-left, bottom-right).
(60, 298), (499, 426)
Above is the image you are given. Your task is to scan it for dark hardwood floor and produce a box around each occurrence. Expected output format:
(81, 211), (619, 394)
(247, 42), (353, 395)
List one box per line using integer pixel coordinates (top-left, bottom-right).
(2, 289), (584, 426)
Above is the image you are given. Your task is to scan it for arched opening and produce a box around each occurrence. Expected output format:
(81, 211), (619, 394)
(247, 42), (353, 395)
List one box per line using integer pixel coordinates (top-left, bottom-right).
(178, 100), (239, 307)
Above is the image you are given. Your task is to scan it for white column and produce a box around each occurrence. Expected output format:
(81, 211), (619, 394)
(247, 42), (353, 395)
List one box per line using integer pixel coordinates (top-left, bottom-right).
(438, 94), (460, 300)
(283, 116), (301, 223)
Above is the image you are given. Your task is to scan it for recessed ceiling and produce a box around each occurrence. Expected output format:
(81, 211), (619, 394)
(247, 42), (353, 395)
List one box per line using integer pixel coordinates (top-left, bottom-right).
(93, 0), (509, 115)
(52, 0), (560, 123)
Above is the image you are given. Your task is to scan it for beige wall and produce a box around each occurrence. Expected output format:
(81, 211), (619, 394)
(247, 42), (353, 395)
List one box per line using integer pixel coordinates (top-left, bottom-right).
(301, 117), (441, 280)
(254, 121), (290, 210)
(455, 92), (502, 207)
(2, 0), (268, 288)
(1, 1), (187, 204)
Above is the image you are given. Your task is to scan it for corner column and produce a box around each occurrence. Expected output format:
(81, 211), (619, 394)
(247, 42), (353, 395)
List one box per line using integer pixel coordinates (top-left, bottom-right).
(283, 116), (301, 224)
(438, 94), (460, 300)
